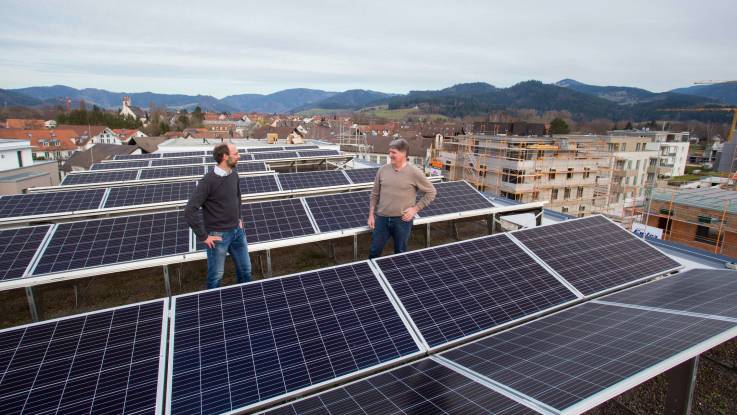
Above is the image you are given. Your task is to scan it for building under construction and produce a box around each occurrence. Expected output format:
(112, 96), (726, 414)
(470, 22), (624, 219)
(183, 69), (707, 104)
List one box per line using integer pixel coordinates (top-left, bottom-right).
(431, 134), (613, 217)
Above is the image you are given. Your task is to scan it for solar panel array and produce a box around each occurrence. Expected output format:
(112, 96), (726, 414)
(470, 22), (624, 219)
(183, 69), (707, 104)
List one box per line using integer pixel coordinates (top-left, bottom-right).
(296, 149), (341, 158)
(169, 262), (421, 414)
(417, 181), (493, 217)
(375, 234), (578, 348)
(251, 151), (298, 160)
(305, 191), (369, 232)
(139, 165), (207, 180)
(239, 175), (281, 194)
(277, 170), (350, 191)
(61, 170), (140, 186)
(442, 301), (737, 413)
(600, 268), (737, 320)
(151, 157), (206, 167)
(237, 198), (316, 244)
(114, 153), (162, 160)
(0, 189), (105, 218)
(0, 300), (166, 415)
(104, 182), (197, 208)
(512, 215), (682, 296)
(91, 160), (150, 170)
(344, 167), (378, 184)
(33, 211), (191, 275)
(263, 358), (538, 415)
(0, 226), (50, 281)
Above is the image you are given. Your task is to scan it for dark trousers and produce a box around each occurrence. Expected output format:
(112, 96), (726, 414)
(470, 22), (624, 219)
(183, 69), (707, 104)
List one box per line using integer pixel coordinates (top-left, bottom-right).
(369, 215), (413, 259)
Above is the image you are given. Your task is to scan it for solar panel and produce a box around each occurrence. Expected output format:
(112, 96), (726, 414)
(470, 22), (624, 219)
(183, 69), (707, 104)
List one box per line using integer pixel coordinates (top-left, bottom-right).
(91, 160), (149, 170)
(61, 170), (139, 186)
(0, 189), (106, 218)
(239, 175), (281, 194)
(374, 234), (578, 349)
(33, 211), (191, 275)
(162, 151), (206, 158)
(151, 157), (205, 167)
(599, 268), (737, 320)
(296, 150), (340, 157)
(139, 165), (206, 180)
(0, 226), (51, 281)
(344, 167), (379, 184)
(442, 301), (737, 414)
(287, 145), (319, 150)
(262, 358), (538, 415)
(0, 300), (167, 415)
(113, 153), (161, 160)
(104, 182), (197, 208)
(277, 170), (351, 191)
(238, 153), (254, 161)
(418, 181), (493, 217)
(234, 161), (268, 172)
(240, 199), (315, 244)
(244, 146), (284, 152)
(512, 215), (682, 296)
(252, 151), (298, 160)
(168, 262), (421, 414)
(305, 191), (370, 232)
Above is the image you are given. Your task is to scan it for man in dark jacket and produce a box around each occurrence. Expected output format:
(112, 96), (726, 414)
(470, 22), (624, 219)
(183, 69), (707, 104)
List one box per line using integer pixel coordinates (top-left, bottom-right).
(185, 143), (251, 288)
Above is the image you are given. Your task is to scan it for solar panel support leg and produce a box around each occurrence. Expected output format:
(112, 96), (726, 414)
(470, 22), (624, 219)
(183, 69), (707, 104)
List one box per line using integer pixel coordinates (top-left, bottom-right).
(26, 287), (39, 322)
(353, 235), (358, 261)
(425, 224), (431, 247)
(266, 250), (273, 277)
(487, 214), (495, 235)
(163, 265), (172, 298)
(329, 242), (337, 263)
(663, 356), (699, 415)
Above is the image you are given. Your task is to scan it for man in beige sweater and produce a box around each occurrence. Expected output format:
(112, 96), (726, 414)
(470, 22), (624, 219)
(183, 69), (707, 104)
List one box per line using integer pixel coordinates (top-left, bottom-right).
(368, 138), (436, 258)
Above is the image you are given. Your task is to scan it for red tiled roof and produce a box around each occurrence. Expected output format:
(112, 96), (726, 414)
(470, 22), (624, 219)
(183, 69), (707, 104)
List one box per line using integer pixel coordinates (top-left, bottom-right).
(0, 128), (80, 151)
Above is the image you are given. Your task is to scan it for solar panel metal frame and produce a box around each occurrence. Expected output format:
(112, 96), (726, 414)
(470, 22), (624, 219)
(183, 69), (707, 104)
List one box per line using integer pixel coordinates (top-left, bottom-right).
(165, 261), (426, 415)
(260, 356), (550, 415)
(113, 153), (162, 160)
(370, 233), (582, 352)
(0, 298), (169, 415)
(508, 214), (683, 298)
(102, 181), (198, 210)
(343, 167), (379, 185)
(0, 225), (55, 283)
(60, 170), (142, 186)
(437, 300), (737, 415)
(90, 160), (152, 170)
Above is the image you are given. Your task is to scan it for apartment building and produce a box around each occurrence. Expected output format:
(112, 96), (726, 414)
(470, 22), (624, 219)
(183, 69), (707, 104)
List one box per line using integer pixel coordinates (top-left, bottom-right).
(432, 135), (612, 217)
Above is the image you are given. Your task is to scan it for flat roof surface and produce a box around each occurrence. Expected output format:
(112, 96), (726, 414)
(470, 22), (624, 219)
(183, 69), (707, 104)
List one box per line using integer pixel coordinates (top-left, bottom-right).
(652, 187), (737, 214)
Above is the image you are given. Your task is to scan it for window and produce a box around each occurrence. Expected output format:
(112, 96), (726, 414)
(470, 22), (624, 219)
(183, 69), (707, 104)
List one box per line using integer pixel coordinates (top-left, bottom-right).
(502, 168), (524, 184)
(657, 217), (672, 234)
(695, 225), (722, 246)
(564, 187), (571, 199)
(561, 207), (569, 213)
(548, 169), (556, 180)
(577, 187), (584, 198)
(566, 168), (573, 179)
(551, 189), (558, 200)
(579, 205), (586, 211)
(583, 167), (590, 179)
(636, 143), (641, 151)
(635, 160), (640, 170)
(16, 151), (22, 167)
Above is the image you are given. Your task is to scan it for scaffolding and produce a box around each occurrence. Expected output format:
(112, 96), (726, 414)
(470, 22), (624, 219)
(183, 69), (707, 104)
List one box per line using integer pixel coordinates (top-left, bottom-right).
(436, 134), (613, 216)
(337, 123), (371, 160)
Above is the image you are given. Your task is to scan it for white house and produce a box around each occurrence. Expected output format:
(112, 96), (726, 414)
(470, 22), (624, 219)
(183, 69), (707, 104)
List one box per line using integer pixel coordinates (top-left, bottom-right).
(0, 139), (34, 170)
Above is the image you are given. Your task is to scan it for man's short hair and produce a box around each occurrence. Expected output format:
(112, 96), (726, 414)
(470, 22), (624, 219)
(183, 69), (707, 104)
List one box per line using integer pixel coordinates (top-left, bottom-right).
(213, 143), (230, 163)
(388, 138), (409, 154)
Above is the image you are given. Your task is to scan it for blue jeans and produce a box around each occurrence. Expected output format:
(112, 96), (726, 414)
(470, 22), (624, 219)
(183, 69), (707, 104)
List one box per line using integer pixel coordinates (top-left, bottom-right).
(206, 227), (252, 289)
(369, 215), (413, 259)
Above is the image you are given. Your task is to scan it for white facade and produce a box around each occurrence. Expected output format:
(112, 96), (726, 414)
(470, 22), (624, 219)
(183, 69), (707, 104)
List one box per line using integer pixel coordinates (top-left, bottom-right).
(0, 140), (34, 170)
(90, 128), (124, 145)
(647, 141), (689, 177)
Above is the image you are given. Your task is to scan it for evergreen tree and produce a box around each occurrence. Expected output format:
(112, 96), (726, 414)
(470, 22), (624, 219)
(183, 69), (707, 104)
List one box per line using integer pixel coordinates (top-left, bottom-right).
(549, 117), (570, 134)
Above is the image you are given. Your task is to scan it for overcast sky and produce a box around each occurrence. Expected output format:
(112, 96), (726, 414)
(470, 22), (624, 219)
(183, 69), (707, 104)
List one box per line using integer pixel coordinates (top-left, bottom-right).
(1, 0), (734, 97)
